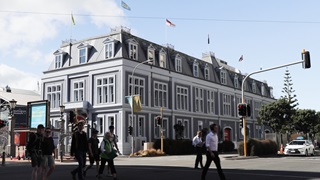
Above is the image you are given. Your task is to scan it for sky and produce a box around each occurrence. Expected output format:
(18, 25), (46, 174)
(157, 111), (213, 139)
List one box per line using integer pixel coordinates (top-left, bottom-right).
(0, 0), (319, 111)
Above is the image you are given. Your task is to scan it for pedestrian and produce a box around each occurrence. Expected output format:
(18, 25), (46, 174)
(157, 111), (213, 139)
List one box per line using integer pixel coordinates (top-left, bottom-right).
(106, 125), (121, 176)
(26, 124), (45, 180)
(70, 121), (88, 180)
(193, 130), (204, 169)
(98, 132), (119, 180)
(83, 129), (100, 178)
(201, 124), (226, 180)
(41, 127), (56, 180)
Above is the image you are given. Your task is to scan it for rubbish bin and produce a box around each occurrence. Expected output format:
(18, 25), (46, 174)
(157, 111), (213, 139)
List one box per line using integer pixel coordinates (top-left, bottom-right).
(143, 142), (154, 150)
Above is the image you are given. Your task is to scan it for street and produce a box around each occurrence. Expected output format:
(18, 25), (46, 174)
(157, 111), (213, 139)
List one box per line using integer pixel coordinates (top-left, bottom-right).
(1, 154), (320, 180)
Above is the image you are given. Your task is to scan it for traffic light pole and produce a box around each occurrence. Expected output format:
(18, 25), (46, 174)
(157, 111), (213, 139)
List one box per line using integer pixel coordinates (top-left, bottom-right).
(241, 59), (304, 156)
(160, 107), (164, 153)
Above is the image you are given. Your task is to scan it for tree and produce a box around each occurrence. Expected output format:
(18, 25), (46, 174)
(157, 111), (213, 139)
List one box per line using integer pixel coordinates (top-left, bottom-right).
(281, 69), (299, 109)
(293, 109), (318, 136)
(259, 98), (293, 133)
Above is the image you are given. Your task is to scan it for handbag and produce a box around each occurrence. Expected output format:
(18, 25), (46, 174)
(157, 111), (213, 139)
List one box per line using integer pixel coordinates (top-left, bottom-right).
(108, 149), (118, 160)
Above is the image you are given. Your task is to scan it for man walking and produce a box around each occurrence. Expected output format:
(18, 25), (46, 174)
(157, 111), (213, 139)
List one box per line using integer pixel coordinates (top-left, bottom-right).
(201, 124), (226, 180)
(41, 127), (56, 180)
(70, 121), (88, 180)
(193, 130), (204, 169)
(83, 129), (100, 178)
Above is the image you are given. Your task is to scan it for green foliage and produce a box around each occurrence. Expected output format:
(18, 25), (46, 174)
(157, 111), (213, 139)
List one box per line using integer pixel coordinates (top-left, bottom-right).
(218, 140), (235, 152)
(238, 138), (277, 156)
(293, 109), (318, 135)
(281, 69), (299, 109)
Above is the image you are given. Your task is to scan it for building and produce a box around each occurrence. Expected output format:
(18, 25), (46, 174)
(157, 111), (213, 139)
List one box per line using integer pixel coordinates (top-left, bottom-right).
(41, 27), (275, 155)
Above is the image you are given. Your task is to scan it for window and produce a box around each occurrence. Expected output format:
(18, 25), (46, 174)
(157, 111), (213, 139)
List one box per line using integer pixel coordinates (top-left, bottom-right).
(46, 84), (62, 109)
(207, 90), (215, 114)
(198, 121), (203, 131)
(195, 87), (203, 112)
(183, 120), (189, 139)
(79, 48), (87, 64)
(204, 64), (209, 80)
(234, 75), (239, 88)
(252, 81), (256, 93)
(220, 70), (227, 85)
(55, 54), (63, 69)
(96, 116), (104, 136)
(261, 83), (265, 96)
(138, 116), (145, 137)
(222, 94), (232, 116)
(193, 60), (199, 77)
(147, 45), (155, 64)
(176, 86), (188, 110)
(129, 43), (138, 60)
(154, 81), (168, 108)
(96, 75), (115, 104)
(73, 81), (84, 102)
(128, 75), (145, 104)
(175, 54), (182, 72)
(159, 49), (166, 68)
(105, 43), (114, 59)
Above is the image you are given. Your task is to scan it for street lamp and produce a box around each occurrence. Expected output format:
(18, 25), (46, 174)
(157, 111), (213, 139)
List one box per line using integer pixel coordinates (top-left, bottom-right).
(7, 99), (17, 157)
(129, 59), (153, 155)
(59, 105), (65, 162)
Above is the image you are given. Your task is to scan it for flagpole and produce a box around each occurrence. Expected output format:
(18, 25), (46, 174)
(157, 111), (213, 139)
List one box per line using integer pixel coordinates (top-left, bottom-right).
(165, 21), (168, 44)
(131, 95), (134, 155)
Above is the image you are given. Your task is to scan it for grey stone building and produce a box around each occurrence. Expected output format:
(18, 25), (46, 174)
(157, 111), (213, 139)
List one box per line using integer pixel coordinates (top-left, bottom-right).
(41, 27), (275, 155)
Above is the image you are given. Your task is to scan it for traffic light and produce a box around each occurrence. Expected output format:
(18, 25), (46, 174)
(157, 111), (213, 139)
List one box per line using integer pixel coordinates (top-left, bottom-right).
(237, 103), (247, 117)
(246, 104), (251, 117)
(302, 49), (311, 69)
(156, 116), (162, 126)
(128, 126), (133, 135)
(69, 111), (75, 124)
(239, 118), (243, 128)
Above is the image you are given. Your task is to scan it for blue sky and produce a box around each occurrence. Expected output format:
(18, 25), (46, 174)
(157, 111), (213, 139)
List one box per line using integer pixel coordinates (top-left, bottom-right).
(0, 0), (319, 111)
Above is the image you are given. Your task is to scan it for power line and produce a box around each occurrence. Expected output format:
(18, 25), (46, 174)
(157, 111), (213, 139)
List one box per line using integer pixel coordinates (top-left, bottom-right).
(1, 10), (320, 24)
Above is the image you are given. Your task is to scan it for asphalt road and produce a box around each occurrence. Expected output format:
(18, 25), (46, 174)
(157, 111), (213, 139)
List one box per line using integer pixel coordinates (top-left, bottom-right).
(1, 154), (320, 180)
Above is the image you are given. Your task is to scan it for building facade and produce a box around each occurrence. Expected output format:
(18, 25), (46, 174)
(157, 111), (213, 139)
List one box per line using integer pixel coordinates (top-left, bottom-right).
(41, 27), (275, 155)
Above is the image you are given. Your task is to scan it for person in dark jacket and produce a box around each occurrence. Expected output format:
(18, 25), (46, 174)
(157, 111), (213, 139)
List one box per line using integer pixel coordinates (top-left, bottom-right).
(70, 121), (88, 180)
(27, 124), (45, 180)
(83, 129), (100, 178)
(41, 127), (56, 180)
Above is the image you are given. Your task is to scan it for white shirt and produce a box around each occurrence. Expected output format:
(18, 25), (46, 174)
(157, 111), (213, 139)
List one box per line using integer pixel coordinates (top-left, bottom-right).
(192, 135), (203, 147)
(205, 131), (218, 151)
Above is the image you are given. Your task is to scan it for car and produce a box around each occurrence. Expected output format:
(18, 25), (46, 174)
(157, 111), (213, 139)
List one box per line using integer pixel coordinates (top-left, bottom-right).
(284, 140), (315, 156)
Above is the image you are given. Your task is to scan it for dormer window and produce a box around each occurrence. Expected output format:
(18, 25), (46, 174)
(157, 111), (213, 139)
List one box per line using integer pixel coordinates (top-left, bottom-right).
(220, 70), (227, 85)
(234, 74), (239, 88)
(261, 83), (265, 96)
(159, 49), (166, 68)
(53, 49), (66, 69)
(252, 81), (256, 93)
(103, 37), (116, 59)
(175, 54), (182, 72)
(204, 64), (210, 80)
(127, 39), (138, 60)
(147, 44), (155, 65)
(193, 60), (199, 77)
(77, 43), (92, 64)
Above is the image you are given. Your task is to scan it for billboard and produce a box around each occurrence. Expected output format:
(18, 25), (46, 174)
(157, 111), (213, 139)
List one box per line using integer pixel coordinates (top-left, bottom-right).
(27, 100), (50, 128)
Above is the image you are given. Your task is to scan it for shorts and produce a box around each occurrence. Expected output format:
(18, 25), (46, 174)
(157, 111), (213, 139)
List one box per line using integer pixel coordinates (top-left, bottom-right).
(89, 154), (100, 164)
(42, 155), (55, 167)
(31, 153), (42, 167)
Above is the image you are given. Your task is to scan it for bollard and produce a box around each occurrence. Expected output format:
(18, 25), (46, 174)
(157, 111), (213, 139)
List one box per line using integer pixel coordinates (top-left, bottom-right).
(2, 151), (5, 166)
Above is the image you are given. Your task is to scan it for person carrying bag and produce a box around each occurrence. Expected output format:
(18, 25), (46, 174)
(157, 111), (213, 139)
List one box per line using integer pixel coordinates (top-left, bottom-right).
(97, 132), (119, 180)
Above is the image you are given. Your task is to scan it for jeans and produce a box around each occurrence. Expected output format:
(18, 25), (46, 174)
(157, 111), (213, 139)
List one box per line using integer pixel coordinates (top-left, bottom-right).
(71, 150), (86, 180)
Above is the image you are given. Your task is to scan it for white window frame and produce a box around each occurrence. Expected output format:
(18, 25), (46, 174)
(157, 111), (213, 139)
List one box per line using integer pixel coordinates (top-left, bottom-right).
(55, 54), (63, 69)
(96, 75), (115, 104)
(261, 84), (265, 96)
(198, 121), (203, 131)
(195, 87), (203, 112)
(222, 93), (232, 116)
(175, 54), (182, 72)
(46, 84), (62, 109)
(138, 116), (146, 137)
(176, 86), (188, 111)
(193, 60), (199, 77)
(128, 75), (145, 105)
(154, 81), (168, 108)
(147, 45), (155, 64)
(105, 42), (114, 59)
(234, 75), (239, 88)
(96, 116), (105, 136)
(207, 90), (215, 114)
(79, 48), (87, 64)
(252, 81), (256, 93)
(129, 43), (138, 60)
(73, 80), (85, 102)
(220, 70), (227, 85)
(159, 49), (166, 68)
(204, 64), (209, 80)
(183, 119), (190, 139)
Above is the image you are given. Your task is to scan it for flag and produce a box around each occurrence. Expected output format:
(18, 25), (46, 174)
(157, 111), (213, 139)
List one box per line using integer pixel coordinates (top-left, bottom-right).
(71, 13), (75, 25)
(166, 19), (176, 27)
(121, 0), (131, 11)
(208, 34), (210, 44)
(133, 95), (142, 112)
(239, 55), (243, 62)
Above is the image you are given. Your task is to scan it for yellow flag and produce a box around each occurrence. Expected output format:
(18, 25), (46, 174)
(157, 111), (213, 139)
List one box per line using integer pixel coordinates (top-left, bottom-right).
(133, 95), (142, 112)
(71, 13), (76, 25)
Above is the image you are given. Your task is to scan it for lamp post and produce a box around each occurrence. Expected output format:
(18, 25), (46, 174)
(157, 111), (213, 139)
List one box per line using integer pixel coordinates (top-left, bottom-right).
(59, 105), (65, 162)
(7, 99), (17, 157)
(129, 59), (153, 155)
